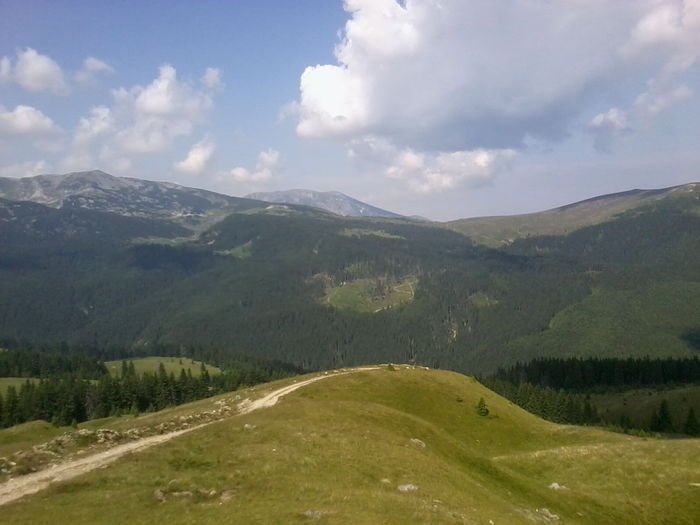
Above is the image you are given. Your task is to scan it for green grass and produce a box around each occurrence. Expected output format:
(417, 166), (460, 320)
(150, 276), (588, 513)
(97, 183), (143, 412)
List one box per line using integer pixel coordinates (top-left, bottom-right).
(325, 276), (417, 313)
(215, 239), (254, 259)
(0, 377), (37, 394)
(104, 357), (221, 377)
(446, 183), (699, 246)
(592, 385), (700, 430)
(3, 367), (699, 524)
(338, 228), (405, 240)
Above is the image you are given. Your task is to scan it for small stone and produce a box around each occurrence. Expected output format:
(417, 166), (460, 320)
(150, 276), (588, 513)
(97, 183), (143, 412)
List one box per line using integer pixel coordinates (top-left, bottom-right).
(548, 482), (569, 491)
(537, 508), (560, 521)
(220, 490), (235, 502)
(398, 484), (420, 492)
(380, 478), (391, 484)
(244, 424), (257, 430)
(153, 489), (166, 502)
(409, 438), (426, 449)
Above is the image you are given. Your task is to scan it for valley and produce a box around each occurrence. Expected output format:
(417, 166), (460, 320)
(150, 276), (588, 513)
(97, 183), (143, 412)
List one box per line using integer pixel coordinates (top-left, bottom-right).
(1, 171), (699, 523)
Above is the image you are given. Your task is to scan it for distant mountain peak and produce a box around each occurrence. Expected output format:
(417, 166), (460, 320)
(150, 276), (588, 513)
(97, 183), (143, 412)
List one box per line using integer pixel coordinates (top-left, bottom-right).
(244, 188), (404, 218)
(0, 170), (267, 227)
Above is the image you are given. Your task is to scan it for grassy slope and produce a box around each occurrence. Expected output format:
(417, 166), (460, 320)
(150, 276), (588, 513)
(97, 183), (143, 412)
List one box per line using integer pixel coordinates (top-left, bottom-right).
(0, 378), (36, 394)
(325, 276), (417, 313)
(2, 367), (699, 524)
(104, 357), (221, 377)
(446, 184), (695, 247)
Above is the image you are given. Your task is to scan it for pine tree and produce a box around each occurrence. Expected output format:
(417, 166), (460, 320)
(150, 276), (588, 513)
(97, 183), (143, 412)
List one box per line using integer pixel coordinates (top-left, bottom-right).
(650, 400), (674, 432)
(683, 408), (699, 436)
(476, 397), (489, 417)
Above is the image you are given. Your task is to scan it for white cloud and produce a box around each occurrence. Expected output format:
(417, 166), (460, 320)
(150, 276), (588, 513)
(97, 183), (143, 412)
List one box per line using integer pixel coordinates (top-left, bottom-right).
(201, 67), (222, 89)
(75, 56), (114, 83)
(0, 160), (50, 178)
(590, 108), (630, 151)
(0, 105), (59, 135)
(0, 56), (11, 84)
(635, 81), (692, 115)
(386, 146), (516, 194)
(298, 1), (699, 160)
(111, 64), (214, 153)
(229, 149), (281, 183)
(59, 152), (94, 173)
(9, 48), (69, 95)
(174, 138), (215, 174)
(349, 135), (515, 193)
(74, 106), (114, 145)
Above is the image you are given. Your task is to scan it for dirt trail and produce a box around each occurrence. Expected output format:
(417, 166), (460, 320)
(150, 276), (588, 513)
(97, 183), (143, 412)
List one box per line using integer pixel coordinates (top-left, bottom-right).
(0, 368), (375, 507)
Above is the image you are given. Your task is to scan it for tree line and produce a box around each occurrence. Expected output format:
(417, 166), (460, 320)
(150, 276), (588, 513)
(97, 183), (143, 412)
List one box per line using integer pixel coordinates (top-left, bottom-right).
(490, 356), (700, 391)
(0, 343), (299, 429)
(484, 356), (700, 436)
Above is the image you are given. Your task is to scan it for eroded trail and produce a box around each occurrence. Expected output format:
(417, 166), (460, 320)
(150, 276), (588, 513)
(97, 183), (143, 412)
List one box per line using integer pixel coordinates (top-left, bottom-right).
(0, 369), (373, 507)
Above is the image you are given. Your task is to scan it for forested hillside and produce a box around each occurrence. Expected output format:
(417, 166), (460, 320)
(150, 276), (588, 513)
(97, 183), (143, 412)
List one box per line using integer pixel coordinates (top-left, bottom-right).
(1, 182), (698, 374)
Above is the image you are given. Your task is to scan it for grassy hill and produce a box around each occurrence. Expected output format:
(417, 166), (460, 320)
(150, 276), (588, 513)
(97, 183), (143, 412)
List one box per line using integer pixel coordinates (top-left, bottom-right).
(0, 378), (36, 394)
(2, 367), (699, 524)
(447, 182), (699, 247)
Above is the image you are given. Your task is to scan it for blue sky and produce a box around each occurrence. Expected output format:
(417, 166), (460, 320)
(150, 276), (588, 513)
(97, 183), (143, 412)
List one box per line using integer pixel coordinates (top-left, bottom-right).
(0, 0), (698, 220)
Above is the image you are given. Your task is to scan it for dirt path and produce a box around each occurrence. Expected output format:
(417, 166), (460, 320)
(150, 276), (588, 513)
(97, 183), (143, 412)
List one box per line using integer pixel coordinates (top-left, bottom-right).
(0, 368), (375, 507)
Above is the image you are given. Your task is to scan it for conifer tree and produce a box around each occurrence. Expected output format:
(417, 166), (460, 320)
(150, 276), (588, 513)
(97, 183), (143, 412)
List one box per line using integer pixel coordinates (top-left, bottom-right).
(476, 397), (489, 416)
(683, 408), (699, 436)
(651, 400), (674, 432)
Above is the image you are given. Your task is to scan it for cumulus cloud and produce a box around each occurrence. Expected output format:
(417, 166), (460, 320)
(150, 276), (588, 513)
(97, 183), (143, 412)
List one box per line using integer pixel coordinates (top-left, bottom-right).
(74, 106), (114, 145)
(0, 56), (10, 84)
(201, 67), (222, 89)
(297, 0), (654, 150)
(75, 56), (114, 83)
(56, 64), (219, 176)
(350, 136), (514, 193)
(589, 108), (631, 152)
(297, 0), (700, 185)
(0, 160), (50, 178)
(111, 64), (215, 153)
(229, 149), (281, 183)
(1, 48), (70, 95)
(174, 138), (215, 174)
(0, 105), (59, 135)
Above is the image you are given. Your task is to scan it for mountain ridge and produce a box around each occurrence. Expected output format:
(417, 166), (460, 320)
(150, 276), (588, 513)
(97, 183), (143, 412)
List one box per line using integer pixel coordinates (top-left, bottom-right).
(245, 188), (406, 218)
(448, 182), (700, 246)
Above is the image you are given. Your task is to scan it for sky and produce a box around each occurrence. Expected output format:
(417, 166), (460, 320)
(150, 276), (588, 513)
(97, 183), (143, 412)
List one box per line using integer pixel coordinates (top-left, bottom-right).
(0, 0), (698, 221)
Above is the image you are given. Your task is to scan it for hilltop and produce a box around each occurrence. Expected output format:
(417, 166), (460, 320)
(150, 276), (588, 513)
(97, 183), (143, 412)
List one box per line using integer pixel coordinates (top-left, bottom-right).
(1, 366), (699, 524)
(245, 188), (406, 218)
(448, 182), (700, 247)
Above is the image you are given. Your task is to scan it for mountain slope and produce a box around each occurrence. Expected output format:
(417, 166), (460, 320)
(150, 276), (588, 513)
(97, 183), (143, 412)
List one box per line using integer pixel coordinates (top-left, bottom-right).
(1, 187), (699, 373)
(0, 170), (267, 228)
(447, 182), (700, 246)
(245, 188), (405, 218)
(2, 367), (699, 524)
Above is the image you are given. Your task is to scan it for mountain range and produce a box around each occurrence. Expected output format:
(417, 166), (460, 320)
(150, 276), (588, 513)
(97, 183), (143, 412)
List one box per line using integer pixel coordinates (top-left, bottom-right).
(245, 188), (406, 218)
(0, 170), (699, 373)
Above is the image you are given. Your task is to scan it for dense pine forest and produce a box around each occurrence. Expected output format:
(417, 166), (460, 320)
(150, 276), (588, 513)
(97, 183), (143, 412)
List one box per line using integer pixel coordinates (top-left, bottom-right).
(483, 356), (700, 435)
(0, 342), (299, 428)
(2, 191), (699, 376)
